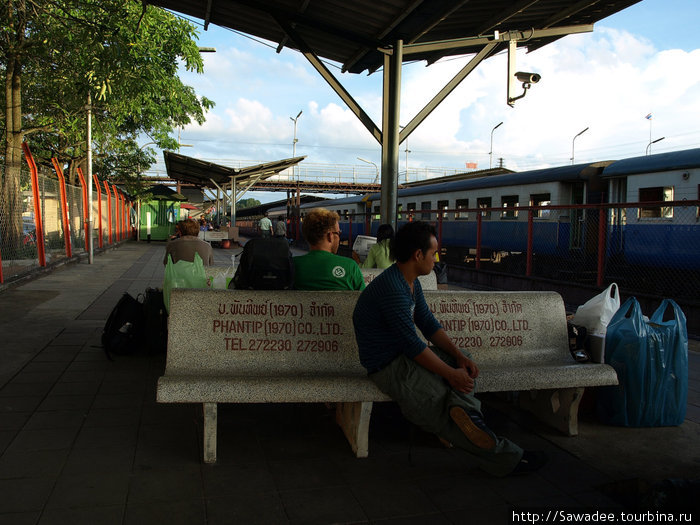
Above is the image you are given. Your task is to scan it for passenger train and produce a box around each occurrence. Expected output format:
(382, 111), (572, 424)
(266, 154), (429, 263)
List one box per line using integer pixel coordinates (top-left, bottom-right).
(263, 148), (700, 272)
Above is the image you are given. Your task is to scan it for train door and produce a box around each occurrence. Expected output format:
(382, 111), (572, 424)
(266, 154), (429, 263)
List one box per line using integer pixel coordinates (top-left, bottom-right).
(570, 182), (584, 249)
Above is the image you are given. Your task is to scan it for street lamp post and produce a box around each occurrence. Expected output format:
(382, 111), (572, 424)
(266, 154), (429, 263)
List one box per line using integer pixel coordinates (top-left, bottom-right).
(489, 122), (503, 169)
(357, 157), (379, 184)
(290, 110), (302, 168)
(646, 136), (665, 155)
(571, 127), (589, 165)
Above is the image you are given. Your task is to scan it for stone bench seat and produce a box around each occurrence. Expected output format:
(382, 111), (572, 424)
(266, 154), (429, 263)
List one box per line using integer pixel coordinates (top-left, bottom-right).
(157, 288), (617, 464)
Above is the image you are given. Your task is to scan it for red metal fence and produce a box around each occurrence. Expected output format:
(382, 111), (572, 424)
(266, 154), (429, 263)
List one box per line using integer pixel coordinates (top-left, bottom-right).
(0, 144), (134, 284)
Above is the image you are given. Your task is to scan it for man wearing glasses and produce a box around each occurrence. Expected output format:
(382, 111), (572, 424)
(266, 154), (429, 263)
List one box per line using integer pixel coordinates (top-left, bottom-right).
(293, 208), (365, 291)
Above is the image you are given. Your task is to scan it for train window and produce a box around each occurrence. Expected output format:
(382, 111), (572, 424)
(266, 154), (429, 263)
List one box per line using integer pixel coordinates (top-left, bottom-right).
(530, 193), (551, 218)
(501, 195), (519, 219)
(437, 200), (449, 219)
(342, 209), (348, 220)
(477, 197), (491, 219)
(373, 206), (381, 220)
(421, 201), (432, 220)
(397, 203), (403, 220)
(639, 186), (673, 219)
(455, 198), (469, 220)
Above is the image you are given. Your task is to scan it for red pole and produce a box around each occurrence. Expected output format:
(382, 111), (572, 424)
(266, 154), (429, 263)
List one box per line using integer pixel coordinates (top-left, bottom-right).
(92, 174), (103, 248)
(437, 212), (443, 256)
(51, 158), (73, 258)
(22, 143), (46, 267)
(76, 168), (89, 247)
(103, 181), (113, 244)
(597, 206), (607, 287)
(526, 209), (533, 277)
(475, 212), (482, 270)
(111, 185), (120, 241)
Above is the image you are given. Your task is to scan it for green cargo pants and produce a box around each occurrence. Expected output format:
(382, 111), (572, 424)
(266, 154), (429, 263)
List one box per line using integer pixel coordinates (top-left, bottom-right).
(370, 347), (523, 476)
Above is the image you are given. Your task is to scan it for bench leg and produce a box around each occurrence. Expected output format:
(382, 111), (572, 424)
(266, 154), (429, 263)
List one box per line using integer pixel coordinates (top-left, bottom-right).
(336, 401), (373, 458)
(519, 387), (584, 436)
(203, 402), (217, 464)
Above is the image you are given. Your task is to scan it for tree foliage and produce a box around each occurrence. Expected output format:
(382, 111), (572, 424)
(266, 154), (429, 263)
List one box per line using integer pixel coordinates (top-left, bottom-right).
(1, 0), (214, 187)
(238, 198), (262, 209)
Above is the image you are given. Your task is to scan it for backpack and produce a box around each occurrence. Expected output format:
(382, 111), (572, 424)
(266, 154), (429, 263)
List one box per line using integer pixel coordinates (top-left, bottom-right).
(102, 292), (144, 357)
(231, 238), (294, 290)
(142, 287), (168, 354)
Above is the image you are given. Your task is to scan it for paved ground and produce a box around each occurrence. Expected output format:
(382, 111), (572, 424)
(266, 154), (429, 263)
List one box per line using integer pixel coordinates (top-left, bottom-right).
(0, 241), (698, 524)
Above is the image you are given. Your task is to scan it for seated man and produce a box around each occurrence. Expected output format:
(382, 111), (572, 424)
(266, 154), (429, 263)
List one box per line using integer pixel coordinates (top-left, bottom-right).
(163, 218), (214, 266)
(352, 221), (546, 477)
(293, 208), (365, 291)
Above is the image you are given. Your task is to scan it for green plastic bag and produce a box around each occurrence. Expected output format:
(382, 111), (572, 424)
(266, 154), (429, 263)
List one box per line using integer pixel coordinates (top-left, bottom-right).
(163, 253), (209, 313)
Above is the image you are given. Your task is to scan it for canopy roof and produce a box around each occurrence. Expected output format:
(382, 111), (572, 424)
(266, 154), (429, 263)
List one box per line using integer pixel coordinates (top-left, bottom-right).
(163, 150), (306, 189)
(148, 0), (640, 74)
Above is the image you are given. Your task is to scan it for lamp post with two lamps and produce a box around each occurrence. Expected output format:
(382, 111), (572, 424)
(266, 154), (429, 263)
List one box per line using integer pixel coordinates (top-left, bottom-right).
(489, 121), (503, 169)
(571, 127), (589, 165)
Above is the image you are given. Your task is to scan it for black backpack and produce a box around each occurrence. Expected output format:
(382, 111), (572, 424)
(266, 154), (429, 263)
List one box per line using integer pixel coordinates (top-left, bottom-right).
(102, 292), (144, 357)
(231, 238), (294, 290)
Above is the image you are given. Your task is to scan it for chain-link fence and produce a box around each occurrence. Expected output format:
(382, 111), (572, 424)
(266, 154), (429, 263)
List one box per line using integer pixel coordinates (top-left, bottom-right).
(1, 154), (129, 284)
(405, 202), (700, 303)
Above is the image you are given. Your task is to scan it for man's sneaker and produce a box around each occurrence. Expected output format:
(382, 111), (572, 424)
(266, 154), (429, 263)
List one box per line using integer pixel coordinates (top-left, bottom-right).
(449, 406), (497, 450)
(511, 450), (548, 475)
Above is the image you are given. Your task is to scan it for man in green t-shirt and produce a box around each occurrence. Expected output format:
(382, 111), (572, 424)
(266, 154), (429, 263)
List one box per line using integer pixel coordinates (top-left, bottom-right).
(294, 208), (365, 291)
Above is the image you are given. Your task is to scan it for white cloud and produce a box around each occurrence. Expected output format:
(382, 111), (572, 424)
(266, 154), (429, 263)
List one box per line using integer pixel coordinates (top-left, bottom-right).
(164, 16), (700, 185)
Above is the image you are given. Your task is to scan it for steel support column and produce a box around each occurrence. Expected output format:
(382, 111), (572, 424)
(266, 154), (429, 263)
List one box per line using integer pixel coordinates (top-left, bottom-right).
(380, 40), (402, 229)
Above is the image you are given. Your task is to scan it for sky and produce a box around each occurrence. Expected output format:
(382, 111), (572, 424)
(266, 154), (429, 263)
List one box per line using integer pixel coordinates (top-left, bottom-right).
(147, 0), (700, 204)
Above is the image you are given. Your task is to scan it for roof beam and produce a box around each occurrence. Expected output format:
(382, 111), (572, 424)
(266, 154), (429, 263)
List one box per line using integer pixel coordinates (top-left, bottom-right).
(410, 0), (472, 44)
(275, 15), (382, 144)
(541, 0), (602, 28)
(401, 24), (593, 55)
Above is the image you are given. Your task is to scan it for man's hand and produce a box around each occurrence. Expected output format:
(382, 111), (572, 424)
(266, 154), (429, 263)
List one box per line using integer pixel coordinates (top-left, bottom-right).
(456, 354), (479, 379)
(447, 367), (475, 394)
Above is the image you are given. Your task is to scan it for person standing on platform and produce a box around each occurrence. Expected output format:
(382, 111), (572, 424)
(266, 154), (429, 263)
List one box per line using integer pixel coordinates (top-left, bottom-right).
(293, 208), (365, 291)
(352, 221), (546, 477)
(274, 216), (287, 239)
(259, 212), (273, 238)
(163, 218), (214, 266)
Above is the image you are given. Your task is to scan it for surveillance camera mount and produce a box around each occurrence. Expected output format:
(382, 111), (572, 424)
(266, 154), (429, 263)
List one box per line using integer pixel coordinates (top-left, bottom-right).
(506, 39), (541, 107)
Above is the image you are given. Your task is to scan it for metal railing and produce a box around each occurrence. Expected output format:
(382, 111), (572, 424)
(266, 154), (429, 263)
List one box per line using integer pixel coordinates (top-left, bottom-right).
(0, 144), (134, 284)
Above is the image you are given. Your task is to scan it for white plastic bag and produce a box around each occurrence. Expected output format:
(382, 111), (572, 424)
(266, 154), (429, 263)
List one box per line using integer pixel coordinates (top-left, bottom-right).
(573, 283), (621, 336)
(211, 264), (236, 289)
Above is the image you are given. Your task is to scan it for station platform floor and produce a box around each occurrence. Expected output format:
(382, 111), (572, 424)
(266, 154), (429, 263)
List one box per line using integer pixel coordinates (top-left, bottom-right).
(0, 240), (698, 524)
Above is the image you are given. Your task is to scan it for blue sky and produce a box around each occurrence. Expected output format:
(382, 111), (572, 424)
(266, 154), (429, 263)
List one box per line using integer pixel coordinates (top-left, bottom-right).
(150, 0), (700, 203)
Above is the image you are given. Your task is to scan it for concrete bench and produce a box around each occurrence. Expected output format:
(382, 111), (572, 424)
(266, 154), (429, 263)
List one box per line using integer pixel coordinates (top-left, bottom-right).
(157, 289), (617, 463)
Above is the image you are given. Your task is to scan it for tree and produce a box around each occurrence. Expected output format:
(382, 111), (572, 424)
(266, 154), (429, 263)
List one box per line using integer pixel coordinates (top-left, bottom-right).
(1, 0), (214, 246)
(238, 198), (262, 210)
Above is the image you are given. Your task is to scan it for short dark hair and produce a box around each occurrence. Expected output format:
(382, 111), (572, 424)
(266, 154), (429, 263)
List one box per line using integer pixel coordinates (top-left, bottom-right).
(391, 221), (437, 263)
(180, 219), (200, 236)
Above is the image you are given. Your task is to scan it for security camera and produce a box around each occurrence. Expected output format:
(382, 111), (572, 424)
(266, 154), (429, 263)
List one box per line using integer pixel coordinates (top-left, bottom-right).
(515, 72), (541, 84)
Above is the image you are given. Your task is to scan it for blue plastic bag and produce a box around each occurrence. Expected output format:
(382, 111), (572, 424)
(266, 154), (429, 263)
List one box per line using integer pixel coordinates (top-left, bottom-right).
(597, 297), (688, 427)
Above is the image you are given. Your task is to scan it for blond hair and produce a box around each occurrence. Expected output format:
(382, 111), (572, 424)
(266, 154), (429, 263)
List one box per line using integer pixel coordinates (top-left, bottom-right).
(301, 208), (340, 245)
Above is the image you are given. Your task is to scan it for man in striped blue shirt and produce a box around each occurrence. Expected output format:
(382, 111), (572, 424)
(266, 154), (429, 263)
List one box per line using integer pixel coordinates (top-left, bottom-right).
(353, 221), (545, 476)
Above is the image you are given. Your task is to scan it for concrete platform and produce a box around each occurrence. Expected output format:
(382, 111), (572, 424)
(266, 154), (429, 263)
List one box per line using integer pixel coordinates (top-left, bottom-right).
(0, 240), (698, 524)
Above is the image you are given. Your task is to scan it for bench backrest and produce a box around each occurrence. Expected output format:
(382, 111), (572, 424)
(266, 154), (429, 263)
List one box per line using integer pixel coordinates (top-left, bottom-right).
(362, 268), (437, 290)
(166, 289), (568, 376)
